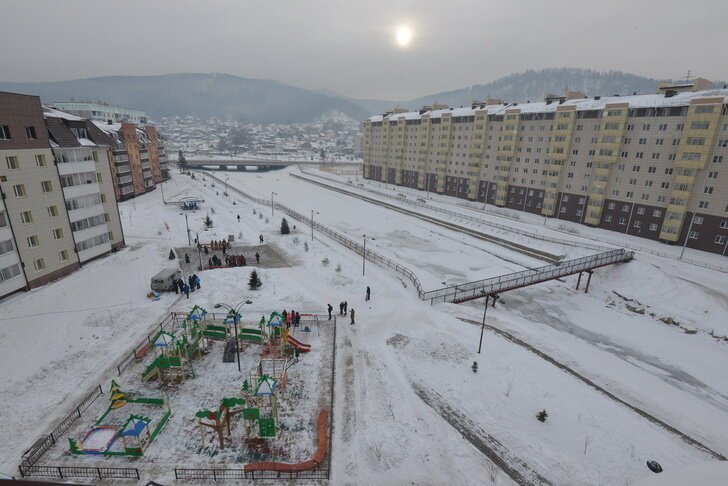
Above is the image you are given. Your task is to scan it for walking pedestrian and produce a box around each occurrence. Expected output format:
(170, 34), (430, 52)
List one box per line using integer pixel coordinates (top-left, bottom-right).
(327, 304), (333, 320)
(188, 275), (195, 293)
(350, 308), (355, 325)
(182, 283), (190, 299)
(343, 301), (348, 314)
(366, 286), (371, 301)
(282, 309), (288, 324)
(339, 302), (344, 316)
(255, 252), (260, 264)
(286, 311), (293, 329)
(194, 274), (201, 290)
(295, 311), (301, 328)
(237, 214), (241, 222)
(174, 279), (179, 294)
(259, 234), (264, 243)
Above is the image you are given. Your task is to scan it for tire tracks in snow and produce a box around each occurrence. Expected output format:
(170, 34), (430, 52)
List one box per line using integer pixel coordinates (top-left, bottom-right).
(411, 381), (551, 486)
(458, 316), (727, 461)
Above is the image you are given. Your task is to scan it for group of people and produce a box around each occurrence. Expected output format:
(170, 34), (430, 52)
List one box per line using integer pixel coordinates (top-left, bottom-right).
(174, 274), (201, 298)
(281, 309), (302, 329)
(326, 287), (371, 324)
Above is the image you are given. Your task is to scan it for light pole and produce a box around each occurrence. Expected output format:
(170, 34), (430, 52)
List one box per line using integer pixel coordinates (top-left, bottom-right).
(271, 192), (278, 217)
(184, 213), (191, 246)
(362, 234), (375, 276)
(478, 294), (491, 354)
(215, 300), (253, 372)
(310, 210), (319, 242)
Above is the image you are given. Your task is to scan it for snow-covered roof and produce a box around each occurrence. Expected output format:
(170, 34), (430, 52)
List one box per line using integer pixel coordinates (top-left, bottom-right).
(42, 106), (85, 121)
(366, 89), (728, 123)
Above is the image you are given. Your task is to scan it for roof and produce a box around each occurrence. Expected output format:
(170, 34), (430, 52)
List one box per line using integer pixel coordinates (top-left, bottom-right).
(366, 89), (728, 123)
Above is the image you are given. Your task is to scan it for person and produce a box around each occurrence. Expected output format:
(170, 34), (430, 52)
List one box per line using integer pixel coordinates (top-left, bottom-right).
(366, 286), (371, 301)
(294, 347), (300, 363)
(350, 308), (355, 325)
(255, 252), (260, 264)
(204, 245), (209, 255)
(343, 301), (348, 314)
(194, 274), (201, 290)
(282, 310), (288, 325)
(182, 282), (190, 299)
(327, 304), (333, 320)
(177, 278), (184, 294)
(237, 214), (241, 222)
(295, 311), (301, 328)
(222, 245), (226, 256)
(259, 234), (264, 243)
(339, 302), (344, 316)
(173, 279), (179, 294)
(188, 275), (195, 292)
(286, 311), (293, 329)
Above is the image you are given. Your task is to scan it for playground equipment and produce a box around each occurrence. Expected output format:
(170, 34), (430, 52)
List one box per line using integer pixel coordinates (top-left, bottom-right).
(195, 397), (247, 449)
(69, 381), (171, 457)
(241, 375), (280, 439)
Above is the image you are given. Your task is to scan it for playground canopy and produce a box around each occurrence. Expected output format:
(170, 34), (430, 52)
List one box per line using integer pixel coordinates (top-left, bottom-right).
(255, 376), (278, 397)
(153, 330), (177, 348)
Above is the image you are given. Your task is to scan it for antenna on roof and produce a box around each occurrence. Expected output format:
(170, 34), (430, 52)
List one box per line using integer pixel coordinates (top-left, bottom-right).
(685, 69), (691, 84)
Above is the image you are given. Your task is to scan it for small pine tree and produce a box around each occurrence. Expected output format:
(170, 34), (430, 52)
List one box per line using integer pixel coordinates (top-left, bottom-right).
(204, 213), (213, 228)
(280, 218), (290, 234)
(178, 150), (186, 166)
(536, 410), (548, 422)
(248, 270), (262, 290)
(168, 249), (176, 260)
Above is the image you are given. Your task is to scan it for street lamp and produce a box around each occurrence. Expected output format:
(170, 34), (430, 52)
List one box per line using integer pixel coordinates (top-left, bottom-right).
(310, 210), (319, 242)
(215, 300), (253, 372)
(271, 192), (278, 217)
(362, 234), (375, 276)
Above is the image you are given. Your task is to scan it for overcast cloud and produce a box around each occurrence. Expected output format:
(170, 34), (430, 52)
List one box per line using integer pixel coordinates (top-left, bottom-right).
(1, 0), (726, 100)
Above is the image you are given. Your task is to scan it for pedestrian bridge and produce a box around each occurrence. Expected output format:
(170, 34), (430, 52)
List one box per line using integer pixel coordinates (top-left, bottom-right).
(181, 159), (361, 171)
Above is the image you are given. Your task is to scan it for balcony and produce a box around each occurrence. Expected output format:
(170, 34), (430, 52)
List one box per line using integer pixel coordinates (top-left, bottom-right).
(63, 182), (101, 200)
(116, 165), (131, 174)
(78, 240), (112, 263)
(57, 160), (96, 176)
(68, 204), (104, 224)
(113, 144), (127, 153)
(143, 170), (153, 179)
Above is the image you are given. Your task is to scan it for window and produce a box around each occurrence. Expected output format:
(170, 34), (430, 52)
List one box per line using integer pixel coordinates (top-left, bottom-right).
(686, 137), (705, 146)
(52, 228), (64, 240)
(95, 173), (103, 183)
(691, 121), (710, 130)
(0, 239), (14, 255)
(618, 217), (627, 225)
(649, 223), (658, 231)
(688, 230), (699, 239)
(622, 204), (630, 212)
(27, 235), (39, 248)
(708, 171), (718, 179)
(698, 201), (709, 209)
(634, 220), (642, 228)
(25, 126), (37, 140)
(704, 186), (714, 194)
(716, 235), (727, 245)
(0, 212), (7, 228)
(59, 250), (69, 262)
(0, 264), (21, 282)
(20, 211), (33, 224)
(0, 125), (10, 140)
(713, 156), (723, 164)
(648, 166), (656, 173)
(6, 156), (19, 170)
(33, 258), (45, 272)
(608, 202), (616, 210)
(41, 180), (53, 193)
(35, 154), (46, 167)
(721, 220), (728, 229)
(637, 207), (645, 215)
(605, 215), (613, 222)
(695, 105), (714, 114)
(13, 184), (26, 198)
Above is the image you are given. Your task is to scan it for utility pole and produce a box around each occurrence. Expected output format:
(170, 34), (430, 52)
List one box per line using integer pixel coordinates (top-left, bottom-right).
(478, 295), (490, 354)
(311, 210), (319, 242)
(271, 192), (277, 217)
(185, 213), (191, 246)
(362, 234), (374, 276)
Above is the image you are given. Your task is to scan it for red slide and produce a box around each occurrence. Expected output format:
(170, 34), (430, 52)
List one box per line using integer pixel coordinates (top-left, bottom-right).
(288, 336), (312, 353)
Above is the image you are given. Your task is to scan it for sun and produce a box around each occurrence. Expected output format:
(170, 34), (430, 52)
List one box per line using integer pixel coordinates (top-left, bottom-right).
(395, 26), (413, 48)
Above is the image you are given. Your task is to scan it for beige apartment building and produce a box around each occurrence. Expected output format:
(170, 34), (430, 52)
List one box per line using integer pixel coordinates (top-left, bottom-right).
(363, 82), (728, 256)
(0, 92), (125, 299)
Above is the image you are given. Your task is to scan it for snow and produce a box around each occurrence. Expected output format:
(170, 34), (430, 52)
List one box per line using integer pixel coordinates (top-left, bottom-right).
(0, 166), (727, 484)
(42, 106), (85, 121)
(80, 427), (117, 451)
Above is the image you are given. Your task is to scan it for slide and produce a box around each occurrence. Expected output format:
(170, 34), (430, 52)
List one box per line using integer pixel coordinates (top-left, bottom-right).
(287, 336), (312, 353)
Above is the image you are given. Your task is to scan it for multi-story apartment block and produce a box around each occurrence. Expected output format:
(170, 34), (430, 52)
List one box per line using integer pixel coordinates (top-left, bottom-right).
(0, 91), (125, 299)
(94, 122), (169, 201)
(363, 84), (728, 255)
(52, 102), (148, 125)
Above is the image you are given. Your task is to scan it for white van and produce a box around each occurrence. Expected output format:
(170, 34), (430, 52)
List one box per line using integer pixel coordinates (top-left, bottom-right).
(151, 268), (182, 292)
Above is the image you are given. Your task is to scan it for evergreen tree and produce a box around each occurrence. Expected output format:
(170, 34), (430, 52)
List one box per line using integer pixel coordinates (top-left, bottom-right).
(319, 148), (326, 160)
(178, 150), (186, 167)
(168, 249), (176, 260)
(248, 270), (262, 290)
(280, 217), (290, 234)
(204, 213), (213, 228)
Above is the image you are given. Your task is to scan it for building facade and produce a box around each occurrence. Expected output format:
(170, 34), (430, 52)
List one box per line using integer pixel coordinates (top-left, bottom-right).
(94, 122), (169, 201)
(52, 102), (148, 125)
(362, 85), (728, 256)
(0, 92), (125, 300)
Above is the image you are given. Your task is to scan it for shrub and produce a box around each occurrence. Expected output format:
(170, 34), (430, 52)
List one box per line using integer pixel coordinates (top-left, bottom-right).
(281, 218), (290, 234)
(248, 270), (262, 290)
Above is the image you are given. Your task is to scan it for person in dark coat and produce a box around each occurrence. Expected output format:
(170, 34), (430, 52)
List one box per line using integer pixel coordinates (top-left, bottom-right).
(343, 301), (348, 314)
(327, 304), (333, 320)
(350, 308), (355, 325)
(255, 252), (260, 264)
(295, 312), (301, 328)
(366, 286), (371, 301)
(177, 278), (184, 294)
(339, 302), (344, 316)
(182, 283), (190, 299)
(237, 214), (241, 222)
(259, 234), (264, 243)
(188, 275), (195, 292)
(282, 310), (288, 325)
(174, 279), (179, 294)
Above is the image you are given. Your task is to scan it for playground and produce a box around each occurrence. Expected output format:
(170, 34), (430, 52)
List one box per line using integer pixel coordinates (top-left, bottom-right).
(34, 306), (335, 474)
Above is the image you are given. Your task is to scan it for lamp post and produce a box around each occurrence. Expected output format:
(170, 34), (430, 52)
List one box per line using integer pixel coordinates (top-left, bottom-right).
(271, 192), (278, 217)
(310, 210), (319, 242)
(362, 235), (375, 276)
(215, 300), (253, 372)
(478, 294), (490, 354)
(184, 213), (191, 246)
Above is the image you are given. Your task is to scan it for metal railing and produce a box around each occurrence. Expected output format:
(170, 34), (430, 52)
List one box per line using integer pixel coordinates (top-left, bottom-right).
(175, 467), (328, 480)
(20, 465), (139, 480)
(423, 248), (634, 304)
(116, 312), (180, 375)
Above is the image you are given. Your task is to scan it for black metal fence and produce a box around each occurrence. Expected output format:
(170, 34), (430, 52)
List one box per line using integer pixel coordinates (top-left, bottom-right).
(174, 467), (328, 480)
(20, 465), (139, 480)
(117, 311), (181, 375)
(18, 384), (104, 477)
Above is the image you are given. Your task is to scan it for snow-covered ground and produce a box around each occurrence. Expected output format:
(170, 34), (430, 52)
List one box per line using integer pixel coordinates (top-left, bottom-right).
(1, 167), (726, 485)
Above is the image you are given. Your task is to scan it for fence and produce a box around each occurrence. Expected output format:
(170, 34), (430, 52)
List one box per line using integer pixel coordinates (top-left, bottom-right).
(18, 384), (104, 478)
(116, 311), (181, 375)
(203, 171), (426, 297)
(20, 465), (139, 480)
(175, 467), (328, 480)
(423, 248), (634, 304)
(296, 168), (609, 252)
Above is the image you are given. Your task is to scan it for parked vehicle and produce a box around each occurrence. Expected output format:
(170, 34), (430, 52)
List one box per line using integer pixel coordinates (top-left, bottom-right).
(151, 268), (182, 292)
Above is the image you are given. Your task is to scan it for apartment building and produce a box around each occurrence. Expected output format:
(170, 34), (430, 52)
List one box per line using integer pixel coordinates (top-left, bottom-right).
(52, 102), (148, 125)
(0, 92), (125, 300)
(363, 84), (728, 255)
(94, 122), (169, 201)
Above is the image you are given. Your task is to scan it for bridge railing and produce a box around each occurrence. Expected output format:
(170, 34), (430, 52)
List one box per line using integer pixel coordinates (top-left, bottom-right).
(423, 249), (634, 304)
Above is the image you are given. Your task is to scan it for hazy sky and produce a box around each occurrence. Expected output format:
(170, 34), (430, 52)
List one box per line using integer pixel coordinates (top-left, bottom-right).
(1, 0), (726, 100)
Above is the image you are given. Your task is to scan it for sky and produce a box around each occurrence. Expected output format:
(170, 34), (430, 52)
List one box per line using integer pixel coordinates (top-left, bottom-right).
(1, 0), (726, 101)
